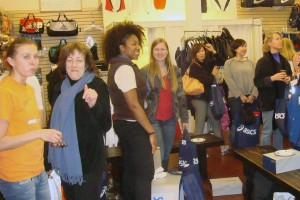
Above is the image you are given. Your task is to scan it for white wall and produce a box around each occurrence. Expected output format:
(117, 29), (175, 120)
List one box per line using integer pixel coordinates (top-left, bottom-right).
(0, 0), (99, 11)
(102, 0), (185, 29)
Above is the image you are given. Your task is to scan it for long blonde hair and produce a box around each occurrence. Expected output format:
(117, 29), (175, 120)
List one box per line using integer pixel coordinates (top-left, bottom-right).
(262, 32), (282, 53)
(280, 38), (296, 61)
(148, 38), (178, 92)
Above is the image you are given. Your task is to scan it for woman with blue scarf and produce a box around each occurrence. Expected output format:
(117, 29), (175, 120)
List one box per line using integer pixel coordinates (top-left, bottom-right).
(48, 42), (111, 200)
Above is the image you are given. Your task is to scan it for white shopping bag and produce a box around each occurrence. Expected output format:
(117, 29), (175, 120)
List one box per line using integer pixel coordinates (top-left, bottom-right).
(48, 170), (62, 200)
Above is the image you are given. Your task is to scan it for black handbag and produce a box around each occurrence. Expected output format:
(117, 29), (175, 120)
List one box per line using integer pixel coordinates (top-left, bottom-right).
(289, 4), (300, 29)
(48, 39), (67, 64)
(46, 13), (78, 37)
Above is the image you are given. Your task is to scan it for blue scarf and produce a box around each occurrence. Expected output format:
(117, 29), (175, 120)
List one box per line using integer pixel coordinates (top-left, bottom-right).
(49, 71), (95, 185)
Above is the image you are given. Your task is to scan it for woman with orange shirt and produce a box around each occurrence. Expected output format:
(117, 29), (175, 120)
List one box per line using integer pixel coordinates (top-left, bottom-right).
(0, 38), (62, 200)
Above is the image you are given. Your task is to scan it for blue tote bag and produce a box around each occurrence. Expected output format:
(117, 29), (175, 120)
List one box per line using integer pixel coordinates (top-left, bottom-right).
(209, 80), (225, 120)
(274, 85), (290, 137)
(231, 110), (260, 148)
(178, 129), (205, 200)
(287, 83), (300, 148)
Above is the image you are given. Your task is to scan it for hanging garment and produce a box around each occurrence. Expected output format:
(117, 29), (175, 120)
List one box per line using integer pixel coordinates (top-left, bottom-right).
(105, 0), (113, 11)
(105, 0), (126, 12)
(154, 0), (166, 9)
(201, 0), (207, 13)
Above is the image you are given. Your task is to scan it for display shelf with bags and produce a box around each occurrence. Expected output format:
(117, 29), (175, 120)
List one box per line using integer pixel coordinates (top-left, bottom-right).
(46, 13), (78, 37)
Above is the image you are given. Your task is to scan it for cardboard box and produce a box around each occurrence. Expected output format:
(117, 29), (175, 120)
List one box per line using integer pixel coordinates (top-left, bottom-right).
(210, 177), (242, 196)
(263, 149), (300, 174)
(152, 173), (184, 200)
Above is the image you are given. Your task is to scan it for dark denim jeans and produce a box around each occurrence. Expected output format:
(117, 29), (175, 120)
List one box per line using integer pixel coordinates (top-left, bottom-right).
(152, 117), (176, 171)
(113, 120), (154, 200)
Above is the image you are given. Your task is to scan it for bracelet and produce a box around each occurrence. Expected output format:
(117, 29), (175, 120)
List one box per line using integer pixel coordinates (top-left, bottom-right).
(148, 131), (155, 135)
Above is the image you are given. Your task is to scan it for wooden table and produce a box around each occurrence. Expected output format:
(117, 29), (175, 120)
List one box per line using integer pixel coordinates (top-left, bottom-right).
(171, 133), (224, 180)
(234, 146), (300, 199)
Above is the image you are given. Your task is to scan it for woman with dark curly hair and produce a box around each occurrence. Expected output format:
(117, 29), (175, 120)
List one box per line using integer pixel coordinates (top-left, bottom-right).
(48, 42), (111, 200)
(103, 21), (157, 200)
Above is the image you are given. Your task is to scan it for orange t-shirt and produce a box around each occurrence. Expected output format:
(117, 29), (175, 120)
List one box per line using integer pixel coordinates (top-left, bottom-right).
(0, 76), (44, 182)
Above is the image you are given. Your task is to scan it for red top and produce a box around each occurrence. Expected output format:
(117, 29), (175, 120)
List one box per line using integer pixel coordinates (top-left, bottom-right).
(156, 76), (173, 120)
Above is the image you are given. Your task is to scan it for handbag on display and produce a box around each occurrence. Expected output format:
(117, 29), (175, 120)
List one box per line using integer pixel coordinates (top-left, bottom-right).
(19, 13), (44, 34)
(209, 79), (225, 120)
(47, 13), (78, 37)
(241, 0), (294, 7)
(178, 129), (205, 200)
(182, 63), (204, 96)
(289, 4), (300, 29)
(273, 0), (295, 6)
(19, 33), (42, 50)
(48, 39), (67, 64)
(274, 85), (290, 137)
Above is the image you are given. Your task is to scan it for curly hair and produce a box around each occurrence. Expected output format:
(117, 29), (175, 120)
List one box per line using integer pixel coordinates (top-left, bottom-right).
(57, 42), (99, 79)
(230, 39), (246, 57)
(102, 21), (145, 63)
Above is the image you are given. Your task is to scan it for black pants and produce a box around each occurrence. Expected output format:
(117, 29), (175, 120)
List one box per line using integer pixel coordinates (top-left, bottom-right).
(113, 120), (154, 200)
(61, 172), (102, 200)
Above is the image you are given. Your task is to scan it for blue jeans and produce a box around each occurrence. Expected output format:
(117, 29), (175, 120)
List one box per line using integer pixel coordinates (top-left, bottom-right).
(0, 171), (51, 200)
(152, 117), (176, 171)
(261, 110), (283, 150)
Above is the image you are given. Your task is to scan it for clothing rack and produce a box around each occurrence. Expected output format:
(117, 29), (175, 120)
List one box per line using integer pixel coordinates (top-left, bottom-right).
(183, 30), (222, 38)
(262, 27), (299, 34)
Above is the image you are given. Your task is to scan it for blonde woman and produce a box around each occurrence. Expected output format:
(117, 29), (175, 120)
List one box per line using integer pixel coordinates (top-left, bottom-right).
(142, 38), (188, 171)
(280, 37), (300, 77)
(254, 32), (292, 150)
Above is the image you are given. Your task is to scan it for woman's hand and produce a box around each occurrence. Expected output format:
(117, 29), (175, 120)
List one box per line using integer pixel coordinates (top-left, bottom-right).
(211, 66), (219, 76)
(240, 95), (248, 103)
(205, 43), (216, 54)
(271, 72), (287, 82)
(283, 76), (291, 84)
(40, 129), (62, 144)
(82, 84), (98, 108)
(181, 123), (189, 133)
(247, 95), (255, 104)
(149, 134), (157, 154)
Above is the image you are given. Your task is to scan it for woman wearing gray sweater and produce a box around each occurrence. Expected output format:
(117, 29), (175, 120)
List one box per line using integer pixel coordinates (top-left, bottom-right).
(224, 39), (258, 146)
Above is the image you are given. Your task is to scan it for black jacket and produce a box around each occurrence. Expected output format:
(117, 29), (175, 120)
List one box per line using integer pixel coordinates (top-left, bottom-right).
(188, 53), (225, 102)
(48, 76), (111, 177)
(254, 52), (292, 111)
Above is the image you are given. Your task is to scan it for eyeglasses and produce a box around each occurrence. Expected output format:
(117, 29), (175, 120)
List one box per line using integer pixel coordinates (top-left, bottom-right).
(51, 141), (68, 148)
